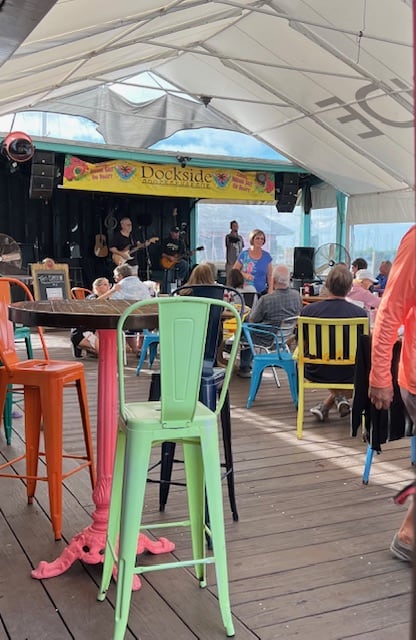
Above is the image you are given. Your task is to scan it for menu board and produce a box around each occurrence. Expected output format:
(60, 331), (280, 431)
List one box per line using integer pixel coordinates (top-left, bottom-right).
(31, 263), (71, 301)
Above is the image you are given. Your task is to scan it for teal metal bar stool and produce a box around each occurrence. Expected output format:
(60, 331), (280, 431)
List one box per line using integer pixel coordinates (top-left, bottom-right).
(135, 329), (159, 375)
(98, 296), (242, 639)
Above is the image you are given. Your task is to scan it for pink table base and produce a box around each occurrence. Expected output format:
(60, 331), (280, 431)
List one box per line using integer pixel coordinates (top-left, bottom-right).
(32, 329), (174, 589)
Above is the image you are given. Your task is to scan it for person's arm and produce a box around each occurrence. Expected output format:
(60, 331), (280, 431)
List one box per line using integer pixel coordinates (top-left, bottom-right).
(95, 283), (121, 300)
(233, 252), (254, 282)
(360, 288), (381, 309)
(369, 227), (416, 408)
(248, 297), (264, 323)
(232, 259), (242, 271)
(266, 260), (273, 294)
(109, 244), (129, 263)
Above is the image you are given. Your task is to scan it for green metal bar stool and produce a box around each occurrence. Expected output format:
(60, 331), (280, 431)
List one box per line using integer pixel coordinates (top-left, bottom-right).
(98, 296), (242, 639)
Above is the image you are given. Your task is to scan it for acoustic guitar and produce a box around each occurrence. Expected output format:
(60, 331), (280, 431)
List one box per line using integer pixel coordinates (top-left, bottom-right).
(112, 237), (159, 266)
(160, 246), (204, 270)
(94, 220), (108, 258)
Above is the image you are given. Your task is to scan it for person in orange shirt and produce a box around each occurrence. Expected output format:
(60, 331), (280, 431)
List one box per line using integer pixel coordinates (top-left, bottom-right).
(369, 225), (416, 562)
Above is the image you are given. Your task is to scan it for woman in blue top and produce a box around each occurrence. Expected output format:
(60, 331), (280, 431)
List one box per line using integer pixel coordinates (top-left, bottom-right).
(233, 228), (273, 295)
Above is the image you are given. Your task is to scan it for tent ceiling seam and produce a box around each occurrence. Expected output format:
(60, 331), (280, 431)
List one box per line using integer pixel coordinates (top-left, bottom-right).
(218, 0), (412, 47)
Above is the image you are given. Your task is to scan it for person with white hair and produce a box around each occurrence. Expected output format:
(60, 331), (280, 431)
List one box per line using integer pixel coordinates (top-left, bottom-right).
(238, 264), (302, 377)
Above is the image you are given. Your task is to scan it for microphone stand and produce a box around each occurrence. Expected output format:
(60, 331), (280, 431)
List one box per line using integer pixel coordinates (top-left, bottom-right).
(141, 227), (152, 280)
(180, 229), (191, 277)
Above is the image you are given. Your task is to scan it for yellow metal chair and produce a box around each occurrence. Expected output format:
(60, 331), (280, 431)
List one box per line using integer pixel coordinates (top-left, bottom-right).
(296, 316), (369, 439)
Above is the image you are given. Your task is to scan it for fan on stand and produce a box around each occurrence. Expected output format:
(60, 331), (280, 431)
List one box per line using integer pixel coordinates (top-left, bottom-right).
(314, 243), (351, 280)
(0, 233), (23, 275)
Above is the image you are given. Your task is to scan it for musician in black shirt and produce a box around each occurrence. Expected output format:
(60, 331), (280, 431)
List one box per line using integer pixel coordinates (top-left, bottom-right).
(110, 217), (140, 274)
(161, 226), (189, 287)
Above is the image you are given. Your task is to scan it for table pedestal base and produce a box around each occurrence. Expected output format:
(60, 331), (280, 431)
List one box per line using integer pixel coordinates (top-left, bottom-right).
(32, 525), (175, 590)
(32, 329), (175, 589)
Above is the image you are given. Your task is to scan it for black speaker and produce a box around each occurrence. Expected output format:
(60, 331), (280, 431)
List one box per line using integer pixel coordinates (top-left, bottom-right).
(275, 173), (300, 212)
(29, 151), (55, 199)
(293, 246), (314, 280)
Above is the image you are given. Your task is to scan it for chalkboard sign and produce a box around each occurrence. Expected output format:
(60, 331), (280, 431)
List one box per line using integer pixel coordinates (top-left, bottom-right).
(31, 263), (71, 301)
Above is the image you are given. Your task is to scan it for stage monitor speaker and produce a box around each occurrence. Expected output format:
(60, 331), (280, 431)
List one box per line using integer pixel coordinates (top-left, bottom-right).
(29, 151), (55, 200)
(275, 173), (300, 212)
(293, 246), (314, 280)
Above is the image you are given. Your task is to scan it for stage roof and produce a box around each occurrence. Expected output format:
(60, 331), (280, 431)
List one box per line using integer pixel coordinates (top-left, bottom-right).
(0, 0), (413, 222)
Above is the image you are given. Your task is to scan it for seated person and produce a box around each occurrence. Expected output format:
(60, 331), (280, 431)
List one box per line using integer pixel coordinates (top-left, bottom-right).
(351, 257), (368, 277)
(229, 268), (257, 292)
(301, 265), (368, 421)
(98, 264), (152, 301)
(238, 265), (302, 378)
(205, 261), (218, 282)
(97, 265), (151, 353)
(374, 260), (392, 293)
(347, 269), (381, 312)
(70, 277), (110, 357)
(180, 262), (215, 291)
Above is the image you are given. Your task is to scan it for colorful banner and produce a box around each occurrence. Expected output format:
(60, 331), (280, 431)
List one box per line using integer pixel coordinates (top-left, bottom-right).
(62, 155), (275, 201)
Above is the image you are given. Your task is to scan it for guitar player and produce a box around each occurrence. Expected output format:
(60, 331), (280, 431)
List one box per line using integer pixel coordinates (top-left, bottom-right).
(109, 217), (141, 275)
(161, 226), (190, 290)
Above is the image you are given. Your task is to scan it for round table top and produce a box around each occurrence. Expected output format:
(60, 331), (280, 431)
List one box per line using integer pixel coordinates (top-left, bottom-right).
(9, 299), (159, 331)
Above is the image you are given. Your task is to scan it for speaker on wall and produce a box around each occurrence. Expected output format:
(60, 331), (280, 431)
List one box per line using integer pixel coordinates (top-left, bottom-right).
(275, 173), (300, 212)
(29, 150), (55, 200)
(293, 246), (314, 280)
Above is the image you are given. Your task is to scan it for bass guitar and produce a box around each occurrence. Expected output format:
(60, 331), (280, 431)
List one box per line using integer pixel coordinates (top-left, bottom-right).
(112, 237), (159, 266)
(160, 246), (204, 270)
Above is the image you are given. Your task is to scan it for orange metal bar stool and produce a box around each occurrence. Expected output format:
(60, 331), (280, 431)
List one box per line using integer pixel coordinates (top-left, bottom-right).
(0, 280), (96, 540)
(71, 286), (93, 299)
(0, 277), (49, 445)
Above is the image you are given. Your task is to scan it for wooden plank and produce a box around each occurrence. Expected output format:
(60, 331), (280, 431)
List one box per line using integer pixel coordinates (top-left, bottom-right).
(256, 596), (410, 640)
(0, 496), (74, 639)
(0, 330), (412, 640)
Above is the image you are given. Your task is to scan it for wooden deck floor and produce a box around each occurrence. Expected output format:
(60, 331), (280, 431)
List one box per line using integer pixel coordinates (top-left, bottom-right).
(0, 331), (413, 640)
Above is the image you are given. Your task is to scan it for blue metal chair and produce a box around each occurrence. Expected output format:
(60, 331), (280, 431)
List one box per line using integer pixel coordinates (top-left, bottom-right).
(362, 437), (416, 484)
(135, 329), (159, 375)
(242, 322), (298, 409)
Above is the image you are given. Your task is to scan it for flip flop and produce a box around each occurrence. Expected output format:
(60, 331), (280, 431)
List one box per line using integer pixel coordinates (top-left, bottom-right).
(390, 533), (413, 562)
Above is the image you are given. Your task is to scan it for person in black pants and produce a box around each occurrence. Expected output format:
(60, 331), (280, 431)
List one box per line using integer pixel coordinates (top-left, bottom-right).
(70, 277), (110, 357)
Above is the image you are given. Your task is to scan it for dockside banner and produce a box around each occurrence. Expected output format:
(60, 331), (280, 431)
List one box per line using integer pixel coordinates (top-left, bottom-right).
(62, 155), (275, 201)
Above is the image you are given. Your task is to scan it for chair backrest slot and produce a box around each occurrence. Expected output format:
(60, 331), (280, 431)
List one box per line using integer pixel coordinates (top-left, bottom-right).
(299, 316), (369, 368)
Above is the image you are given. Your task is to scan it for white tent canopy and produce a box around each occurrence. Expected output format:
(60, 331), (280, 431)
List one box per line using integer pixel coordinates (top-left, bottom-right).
(0, 0), (414, 222)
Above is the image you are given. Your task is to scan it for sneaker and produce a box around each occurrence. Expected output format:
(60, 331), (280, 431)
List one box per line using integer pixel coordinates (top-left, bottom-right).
(334, 395), (351, 417)
(309, 403), (329, 422)
(390, 533), (413, 562)
(237, 368), (252, 379)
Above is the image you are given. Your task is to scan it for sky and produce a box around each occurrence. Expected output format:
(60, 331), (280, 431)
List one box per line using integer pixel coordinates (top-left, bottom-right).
(0, 72), (286, 161)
